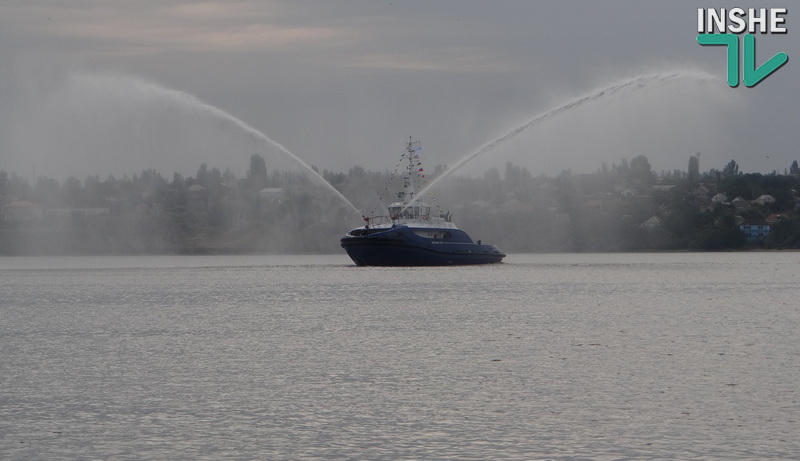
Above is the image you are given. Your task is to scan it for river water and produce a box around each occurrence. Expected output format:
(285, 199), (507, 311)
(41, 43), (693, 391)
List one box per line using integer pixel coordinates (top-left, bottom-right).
(1, 253), (798, 460)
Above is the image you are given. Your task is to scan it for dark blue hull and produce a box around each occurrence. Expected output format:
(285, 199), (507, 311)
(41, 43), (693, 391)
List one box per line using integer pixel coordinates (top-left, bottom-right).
(340, 226), (505, 266)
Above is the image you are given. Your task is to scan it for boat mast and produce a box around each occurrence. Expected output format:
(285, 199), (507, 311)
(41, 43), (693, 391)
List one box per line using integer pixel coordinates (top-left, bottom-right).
(401, 137), (421, 204)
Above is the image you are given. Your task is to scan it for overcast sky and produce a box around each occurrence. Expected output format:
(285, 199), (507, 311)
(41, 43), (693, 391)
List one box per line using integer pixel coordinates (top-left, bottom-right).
(1, 1), (798, 181)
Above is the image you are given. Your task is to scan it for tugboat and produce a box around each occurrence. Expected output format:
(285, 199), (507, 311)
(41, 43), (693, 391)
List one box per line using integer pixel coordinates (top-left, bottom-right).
(340, 138), (506, 266)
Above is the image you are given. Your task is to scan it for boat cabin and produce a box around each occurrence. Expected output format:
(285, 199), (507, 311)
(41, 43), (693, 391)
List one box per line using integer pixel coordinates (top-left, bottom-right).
(389, 202), (430, 221)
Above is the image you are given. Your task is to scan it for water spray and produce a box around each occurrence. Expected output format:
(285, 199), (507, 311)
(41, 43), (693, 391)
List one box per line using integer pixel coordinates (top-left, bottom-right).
(72, 72), (362, 217)
(402, 70), (716, 212)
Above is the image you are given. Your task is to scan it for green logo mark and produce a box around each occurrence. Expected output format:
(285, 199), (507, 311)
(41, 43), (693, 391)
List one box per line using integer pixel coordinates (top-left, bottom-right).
(697, 33), (788, 87)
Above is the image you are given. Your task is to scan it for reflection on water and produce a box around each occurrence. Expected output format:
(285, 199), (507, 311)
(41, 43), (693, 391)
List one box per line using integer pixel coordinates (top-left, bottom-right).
(1, 253), (798, 459)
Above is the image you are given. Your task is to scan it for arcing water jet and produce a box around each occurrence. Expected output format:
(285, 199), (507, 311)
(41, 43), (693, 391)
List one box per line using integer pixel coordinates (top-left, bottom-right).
(406, 70), (717, 210)
(52, 72), (362, 216)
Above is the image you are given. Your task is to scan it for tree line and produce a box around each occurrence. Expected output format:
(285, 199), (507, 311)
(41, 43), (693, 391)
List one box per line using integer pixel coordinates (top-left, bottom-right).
(1, 154), (799, 254)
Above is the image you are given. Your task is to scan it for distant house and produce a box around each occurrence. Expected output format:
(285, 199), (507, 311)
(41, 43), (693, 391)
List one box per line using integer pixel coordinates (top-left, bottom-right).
(641, 216), (662, 230)
(186, 184), (208, 212)
(257, 188), (286, 216)
(740, 220), (770, 242)
(692, 185), (710, 201)
(765, 213), (787, 225)
(0, 201), (44, 222)
(752, 195), (776, 206)
(711, 193), (728, 204)
(731, 197), (751, 210)
(259, 187), (285, 203)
